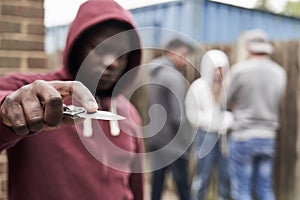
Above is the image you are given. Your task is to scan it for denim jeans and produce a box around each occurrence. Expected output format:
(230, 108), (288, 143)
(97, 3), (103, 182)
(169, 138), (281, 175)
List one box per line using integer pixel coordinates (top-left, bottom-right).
(151, 156), (190, 200)
(191, 130), (230, 200)
(229, 138), (275, 200)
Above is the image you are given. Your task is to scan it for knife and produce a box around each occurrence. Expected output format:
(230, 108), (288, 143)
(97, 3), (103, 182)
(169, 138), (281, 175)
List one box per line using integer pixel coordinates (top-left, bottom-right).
(63, 104), (126, 120)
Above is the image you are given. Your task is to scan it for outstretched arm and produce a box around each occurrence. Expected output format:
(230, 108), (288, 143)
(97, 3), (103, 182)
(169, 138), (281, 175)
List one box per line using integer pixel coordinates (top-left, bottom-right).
(0, 80), (98, 149)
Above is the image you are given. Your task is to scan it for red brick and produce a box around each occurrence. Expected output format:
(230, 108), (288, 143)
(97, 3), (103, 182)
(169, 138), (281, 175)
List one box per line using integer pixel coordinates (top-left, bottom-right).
(1, 38), (44, 51)
(27, 57), (46, 68)
(1, 4), (44, 18)
(0, 56), (21, 68)
(0, 20), (21, 33)
(27, 23), (44, 35)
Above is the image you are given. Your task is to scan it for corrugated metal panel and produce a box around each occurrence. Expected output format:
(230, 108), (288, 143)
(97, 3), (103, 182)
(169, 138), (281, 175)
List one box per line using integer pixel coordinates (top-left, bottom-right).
(200, 0), (300, 43)
(45, 25), (69, 53)
(131, 1), (199, 46)
(45, 0), (300, 52)
(131, 0), (300, 45)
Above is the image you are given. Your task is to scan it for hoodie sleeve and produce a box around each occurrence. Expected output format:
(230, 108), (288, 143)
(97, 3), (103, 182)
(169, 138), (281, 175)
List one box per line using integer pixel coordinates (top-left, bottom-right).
(185, 79), (216, 129)
(162, 68), (188, 132)
(0, 73), (51, 91)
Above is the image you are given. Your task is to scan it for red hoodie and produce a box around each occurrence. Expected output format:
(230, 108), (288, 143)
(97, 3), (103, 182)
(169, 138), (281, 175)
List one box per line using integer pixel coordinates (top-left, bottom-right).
(0, 0), (144, 199)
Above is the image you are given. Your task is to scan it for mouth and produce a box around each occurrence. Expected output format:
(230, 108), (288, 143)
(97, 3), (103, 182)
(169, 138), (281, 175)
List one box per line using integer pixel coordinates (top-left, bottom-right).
(97, 73), (117, 90)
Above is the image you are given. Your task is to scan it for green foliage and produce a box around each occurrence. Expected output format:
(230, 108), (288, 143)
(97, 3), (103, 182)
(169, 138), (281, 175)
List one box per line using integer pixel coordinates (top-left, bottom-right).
(284, 0), (300, 17)
(255, 0), (271, 11)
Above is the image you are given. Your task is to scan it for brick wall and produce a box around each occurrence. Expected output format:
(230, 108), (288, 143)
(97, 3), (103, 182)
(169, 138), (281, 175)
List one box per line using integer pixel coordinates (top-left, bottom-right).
(0, 0), (45, 199)
(0, 0), (47, 75)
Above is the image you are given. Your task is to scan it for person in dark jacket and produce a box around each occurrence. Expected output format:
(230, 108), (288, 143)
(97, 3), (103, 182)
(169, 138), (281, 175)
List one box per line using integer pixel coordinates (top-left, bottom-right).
(146, 38), (194, 200)
(0, 0), (144, 199)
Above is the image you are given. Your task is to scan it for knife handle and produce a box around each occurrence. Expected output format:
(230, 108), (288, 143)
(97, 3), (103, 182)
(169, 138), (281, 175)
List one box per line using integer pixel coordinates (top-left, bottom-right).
(63, 104), (85, 118)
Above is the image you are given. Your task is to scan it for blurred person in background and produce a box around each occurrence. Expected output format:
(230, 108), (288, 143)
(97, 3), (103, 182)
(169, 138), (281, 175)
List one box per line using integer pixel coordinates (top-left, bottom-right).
(185, 49), (233, 200)
(146, 38), (194, 200)
(222, 29), (287, 200)
(0, 0), (144, 199)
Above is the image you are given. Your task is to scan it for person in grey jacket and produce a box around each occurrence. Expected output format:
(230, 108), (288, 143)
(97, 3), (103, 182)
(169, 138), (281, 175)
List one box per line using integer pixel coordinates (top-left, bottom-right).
(222, 29), (287, 200)
(146, 38), (194, 200)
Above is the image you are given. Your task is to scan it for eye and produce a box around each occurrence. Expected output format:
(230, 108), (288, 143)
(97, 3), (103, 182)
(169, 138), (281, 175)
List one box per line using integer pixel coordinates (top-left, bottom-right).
(117, 53), (128, 61)
(94, 47), (105, 56)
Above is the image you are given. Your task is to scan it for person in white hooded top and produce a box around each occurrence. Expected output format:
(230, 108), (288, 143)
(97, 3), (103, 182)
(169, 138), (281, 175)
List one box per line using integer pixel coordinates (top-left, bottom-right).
(185, 49), (233, 200)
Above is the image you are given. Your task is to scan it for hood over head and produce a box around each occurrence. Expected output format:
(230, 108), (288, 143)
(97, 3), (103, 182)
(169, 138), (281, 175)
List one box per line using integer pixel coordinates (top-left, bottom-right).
(200, 49), (229, 87)
(62, 0), (141, 97)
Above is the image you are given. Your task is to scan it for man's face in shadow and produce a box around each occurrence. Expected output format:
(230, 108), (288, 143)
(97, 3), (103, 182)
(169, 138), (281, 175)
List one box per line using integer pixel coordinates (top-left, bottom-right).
(71, 22), (131, 93)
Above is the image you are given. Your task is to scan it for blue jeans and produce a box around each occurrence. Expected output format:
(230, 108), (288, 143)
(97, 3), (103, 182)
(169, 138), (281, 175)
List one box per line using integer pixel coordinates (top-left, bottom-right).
(229, 138), (275, 200)
(191, 130), (230, 200)
(151, 156), (190, 200)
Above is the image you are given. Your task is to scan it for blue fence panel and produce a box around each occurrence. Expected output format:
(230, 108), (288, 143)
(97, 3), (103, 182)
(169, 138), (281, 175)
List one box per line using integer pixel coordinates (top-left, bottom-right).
(45, 0), (300, 52)
(199, 0), (300, 43)
(131, 1), (198, 47)
(131, 0), (300, 45)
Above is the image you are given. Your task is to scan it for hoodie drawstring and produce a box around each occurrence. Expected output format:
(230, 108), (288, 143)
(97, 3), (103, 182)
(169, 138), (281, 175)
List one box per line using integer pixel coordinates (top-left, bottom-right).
(109, 99), (120, 136)
(83, 118), (93, 137)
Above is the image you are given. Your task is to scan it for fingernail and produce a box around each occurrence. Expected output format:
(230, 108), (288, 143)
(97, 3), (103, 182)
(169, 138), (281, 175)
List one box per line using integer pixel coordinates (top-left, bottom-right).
(88, 101), (98, 111)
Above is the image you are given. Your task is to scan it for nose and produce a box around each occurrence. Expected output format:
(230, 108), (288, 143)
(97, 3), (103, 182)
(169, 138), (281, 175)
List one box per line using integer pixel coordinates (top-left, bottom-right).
(102, 53), (119, 68)
(217, 67), (223, 79)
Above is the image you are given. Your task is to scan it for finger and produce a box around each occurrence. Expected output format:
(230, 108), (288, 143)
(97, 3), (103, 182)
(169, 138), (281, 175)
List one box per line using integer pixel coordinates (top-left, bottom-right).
(72, 82), (98, 112)
(1, 115), (11, 127)
(40, 117), (85, 132)
(21, 96), (43, 133)
(4, 102), (29, 136)
(49, 81), (98, 113)
(31, 81), (63, 127)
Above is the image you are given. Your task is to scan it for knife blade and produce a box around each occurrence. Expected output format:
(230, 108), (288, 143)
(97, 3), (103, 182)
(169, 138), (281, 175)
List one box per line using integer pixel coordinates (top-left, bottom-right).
(63, 104), (126, 120)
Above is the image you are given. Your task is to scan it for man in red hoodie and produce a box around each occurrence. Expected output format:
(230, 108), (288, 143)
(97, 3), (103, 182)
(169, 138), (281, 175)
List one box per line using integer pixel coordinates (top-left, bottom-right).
(0, 0), (144, 199)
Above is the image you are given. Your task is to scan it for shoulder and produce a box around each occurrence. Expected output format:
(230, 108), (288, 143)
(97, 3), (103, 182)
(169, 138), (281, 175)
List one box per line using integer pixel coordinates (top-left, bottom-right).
(0, 72), (55, 90)
(116, 95), (141, 125)
(270, 60), (286, 75)
(188, 78), (208, 93)
(190, 78), (206, 88)
(230, 60), (250, 73)
(226, 60), (254, 81)
(186, 78), (210, 101)
(155, 68), (185, 90)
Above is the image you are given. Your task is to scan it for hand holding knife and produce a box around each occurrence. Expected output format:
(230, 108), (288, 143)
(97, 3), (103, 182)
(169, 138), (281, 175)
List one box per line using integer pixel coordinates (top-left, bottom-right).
(0, 80), (125, 136)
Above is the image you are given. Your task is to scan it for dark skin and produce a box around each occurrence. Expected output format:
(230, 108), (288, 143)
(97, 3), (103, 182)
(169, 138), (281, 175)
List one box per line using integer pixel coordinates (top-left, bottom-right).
(71, 22), (130, 93)
(0, 23), (131, 136)
(0, 80), (98, 135)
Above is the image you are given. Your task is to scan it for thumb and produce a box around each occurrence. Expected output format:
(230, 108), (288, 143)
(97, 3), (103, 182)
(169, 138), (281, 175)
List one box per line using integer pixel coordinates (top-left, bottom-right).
(49, 81), (98, 113)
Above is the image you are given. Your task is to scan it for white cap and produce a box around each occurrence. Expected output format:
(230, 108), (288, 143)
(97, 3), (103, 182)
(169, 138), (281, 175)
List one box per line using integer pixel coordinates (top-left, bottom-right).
(245, 29), (273, 55)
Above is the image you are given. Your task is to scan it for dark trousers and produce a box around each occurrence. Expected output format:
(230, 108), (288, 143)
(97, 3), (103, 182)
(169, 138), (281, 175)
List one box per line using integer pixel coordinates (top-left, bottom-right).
(151, 156), (190, 200)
